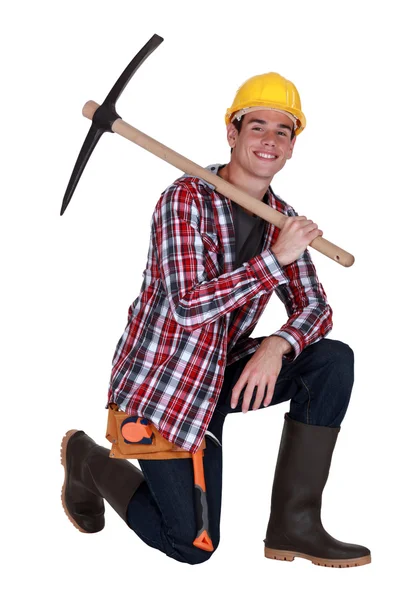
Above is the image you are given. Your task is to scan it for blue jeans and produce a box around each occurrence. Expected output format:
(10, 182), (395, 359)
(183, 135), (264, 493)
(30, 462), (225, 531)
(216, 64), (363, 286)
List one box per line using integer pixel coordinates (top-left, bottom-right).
(127, 338), (354, 564)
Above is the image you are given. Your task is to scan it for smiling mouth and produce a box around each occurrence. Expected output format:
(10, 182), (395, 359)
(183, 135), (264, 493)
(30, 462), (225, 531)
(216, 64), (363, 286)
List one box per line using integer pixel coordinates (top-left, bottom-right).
(254, 151), (278, 161)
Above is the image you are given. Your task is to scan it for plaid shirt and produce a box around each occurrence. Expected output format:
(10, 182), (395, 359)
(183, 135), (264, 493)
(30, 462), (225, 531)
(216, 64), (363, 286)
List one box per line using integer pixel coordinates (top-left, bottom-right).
(107, 164), (333, 453)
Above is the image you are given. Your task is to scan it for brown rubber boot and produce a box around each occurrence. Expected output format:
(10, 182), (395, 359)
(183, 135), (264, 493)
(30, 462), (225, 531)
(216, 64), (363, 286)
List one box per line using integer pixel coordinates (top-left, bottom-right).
(264, 414), (371, 568)
(60, 429), (145, 533)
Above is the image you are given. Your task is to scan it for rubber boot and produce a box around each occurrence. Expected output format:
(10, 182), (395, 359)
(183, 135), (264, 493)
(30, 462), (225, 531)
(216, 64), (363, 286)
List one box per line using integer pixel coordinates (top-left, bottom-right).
(60, 429), (145, 533)
(264, 414), (371, 568)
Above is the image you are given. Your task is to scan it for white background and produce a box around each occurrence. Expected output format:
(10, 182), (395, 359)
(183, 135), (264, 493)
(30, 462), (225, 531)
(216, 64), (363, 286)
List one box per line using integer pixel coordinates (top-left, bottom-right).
(2, 0), (398, 598)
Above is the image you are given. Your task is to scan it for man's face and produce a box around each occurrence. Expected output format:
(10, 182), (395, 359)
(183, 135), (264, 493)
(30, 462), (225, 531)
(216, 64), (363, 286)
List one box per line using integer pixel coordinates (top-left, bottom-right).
(227, 109), (297, 180)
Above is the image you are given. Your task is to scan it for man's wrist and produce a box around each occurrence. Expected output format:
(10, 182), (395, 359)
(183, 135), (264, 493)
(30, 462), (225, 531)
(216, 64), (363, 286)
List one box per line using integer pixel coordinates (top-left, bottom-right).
(270, 246), (284, 268)
(261, 335), (292, 356)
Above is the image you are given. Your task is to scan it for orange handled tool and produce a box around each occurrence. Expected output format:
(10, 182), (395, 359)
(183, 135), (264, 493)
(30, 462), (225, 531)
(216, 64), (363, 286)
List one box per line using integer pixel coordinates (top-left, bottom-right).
(192, 449), (214, 551)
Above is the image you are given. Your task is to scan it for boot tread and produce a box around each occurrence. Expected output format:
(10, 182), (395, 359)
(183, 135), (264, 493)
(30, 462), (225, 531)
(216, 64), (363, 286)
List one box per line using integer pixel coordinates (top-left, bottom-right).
(264, 546), (371, 567)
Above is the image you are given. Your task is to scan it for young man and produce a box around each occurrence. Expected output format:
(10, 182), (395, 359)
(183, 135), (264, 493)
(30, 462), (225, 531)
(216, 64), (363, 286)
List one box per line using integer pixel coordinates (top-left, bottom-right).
(61, 73), (371, 567)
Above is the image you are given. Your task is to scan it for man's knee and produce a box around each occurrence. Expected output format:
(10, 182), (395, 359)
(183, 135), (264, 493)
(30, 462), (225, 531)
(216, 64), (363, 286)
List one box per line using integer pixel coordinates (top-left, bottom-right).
(167, 536), (220, 565)
(307, 340), (354, 427)
(315, 339), (354, 371)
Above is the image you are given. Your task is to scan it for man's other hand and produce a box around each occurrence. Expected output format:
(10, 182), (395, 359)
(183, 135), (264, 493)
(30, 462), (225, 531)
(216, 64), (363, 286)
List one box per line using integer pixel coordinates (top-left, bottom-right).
(271, 216), (323, 267)
(230, 336), (291, 412)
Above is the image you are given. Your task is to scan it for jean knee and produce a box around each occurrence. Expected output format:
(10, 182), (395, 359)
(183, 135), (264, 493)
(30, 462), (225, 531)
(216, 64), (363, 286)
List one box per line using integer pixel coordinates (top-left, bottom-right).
(316, 340), (354, 425)
(332, 340), (354, 377)
(317, 339), (354, 372)
(168, 537), (219, 565)
(332, 339), (354, 361)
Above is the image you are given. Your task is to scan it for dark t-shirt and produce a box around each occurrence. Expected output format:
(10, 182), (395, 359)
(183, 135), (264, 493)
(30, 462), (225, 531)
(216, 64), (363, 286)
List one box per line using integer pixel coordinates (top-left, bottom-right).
(217, 165), (267, 267)
(214, 165), (269, 360)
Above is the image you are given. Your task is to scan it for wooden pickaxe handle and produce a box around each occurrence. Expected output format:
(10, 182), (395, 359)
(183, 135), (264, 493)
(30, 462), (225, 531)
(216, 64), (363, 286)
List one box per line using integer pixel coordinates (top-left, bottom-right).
(82, 100), (354, 268)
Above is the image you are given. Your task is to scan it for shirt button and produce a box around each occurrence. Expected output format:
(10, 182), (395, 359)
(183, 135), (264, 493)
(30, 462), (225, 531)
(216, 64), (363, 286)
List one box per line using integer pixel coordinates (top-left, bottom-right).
(218, 359), (224, 366)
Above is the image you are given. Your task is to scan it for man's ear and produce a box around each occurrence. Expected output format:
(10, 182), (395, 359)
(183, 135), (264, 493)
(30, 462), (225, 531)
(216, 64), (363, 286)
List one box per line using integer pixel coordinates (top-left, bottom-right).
(226, 122), (238, 149)
(287, 134), (296, 159)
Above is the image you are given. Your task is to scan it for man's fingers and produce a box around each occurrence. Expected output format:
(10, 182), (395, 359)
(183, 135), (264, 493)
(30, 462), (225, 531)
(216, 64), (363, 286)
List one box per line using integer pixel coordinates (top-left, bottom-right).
(263, 377), (277, 406)
(231, 376), (247, 409)
(242, 382), (255, 413)
(235, 376), (258, 413)
(230, 392), (237, 409)
(252, 382), (267, 411)
(231, 369), (279, 411)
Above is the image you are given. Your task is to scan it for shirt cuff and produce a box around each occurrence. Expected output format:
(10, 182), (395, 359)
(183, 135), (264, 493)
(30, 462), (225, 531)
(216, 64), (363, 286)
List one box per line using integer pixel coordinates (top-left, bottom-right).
(270, 328), (304, 362)
(246, 249), (289, 290)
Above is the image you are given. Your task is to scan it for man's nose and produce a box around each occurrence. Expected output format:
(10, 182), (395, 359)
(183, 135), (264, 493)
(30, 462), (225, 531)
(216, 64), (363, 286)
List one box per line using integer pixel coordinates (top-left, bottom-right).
(261, 132), (276, 146)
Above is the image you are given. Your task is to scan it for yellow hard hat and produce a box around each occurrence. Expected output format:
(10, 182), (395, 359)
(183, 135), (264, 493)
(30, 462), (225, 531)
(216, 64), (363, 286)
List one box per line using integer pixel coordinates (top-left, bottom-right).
(225, 72), (306, 135)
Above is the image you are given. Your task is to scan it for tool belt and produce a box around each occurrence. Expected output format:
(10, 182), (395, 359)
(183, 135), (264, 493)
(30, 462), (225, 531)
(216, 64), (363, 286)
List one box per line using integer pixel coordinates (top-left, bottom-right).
(105, 402), (206, 460)
(105, 402), (213, 551)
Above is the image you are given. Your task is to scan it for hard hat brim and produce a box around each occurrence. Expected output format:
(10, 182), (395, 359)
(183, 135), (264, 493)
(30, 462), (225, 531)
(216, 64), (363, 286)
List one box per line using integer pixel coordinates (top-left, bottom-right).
(225, 102), (306, 135)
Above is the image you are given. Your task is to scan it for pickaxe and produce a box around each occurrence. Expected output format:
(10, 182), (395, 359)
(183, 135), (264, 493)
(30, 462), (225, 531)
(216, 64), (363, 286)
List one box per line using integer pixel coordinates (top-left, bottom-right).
(60, 34), (354, 267)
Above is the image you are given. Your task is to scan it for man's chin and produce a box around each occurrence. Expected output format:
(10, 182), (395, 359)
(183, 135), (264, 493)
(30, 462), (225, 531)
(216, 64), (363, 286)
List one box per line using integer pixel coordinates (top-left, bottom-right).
(253, 164), (282, 180)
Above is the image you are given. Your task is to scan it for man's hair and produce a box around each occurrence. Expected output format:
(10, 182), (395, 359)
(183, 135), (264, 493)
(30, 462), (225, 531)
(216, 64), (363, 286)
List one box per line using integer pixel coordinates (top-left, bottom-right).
(232, 118), (244, 134)
(230, 116), (295, 153)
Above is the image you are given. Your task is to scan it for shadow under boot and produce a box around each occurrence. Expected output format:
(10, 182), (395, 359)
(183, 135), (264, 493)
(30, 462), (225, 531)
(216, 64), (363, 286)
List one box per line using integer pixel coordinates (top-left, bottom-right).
(61, 429), (145, 533)
(264, 414), (371, 568)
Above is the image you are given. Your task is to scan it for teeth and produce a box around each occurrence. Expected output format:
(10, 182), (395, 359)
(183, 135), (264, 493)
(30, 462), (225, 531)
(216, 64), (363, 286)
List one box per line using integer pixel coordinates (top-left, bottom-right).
(255, 152), (276, 159)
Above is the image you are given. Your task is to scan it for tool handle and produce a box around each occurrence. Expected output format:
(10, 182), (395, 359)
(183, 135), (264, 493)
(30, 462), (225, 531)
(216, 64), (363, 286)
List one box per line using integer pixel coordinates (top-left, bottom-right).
(83, 100), (354, 267)
(191, 449), (214, 552)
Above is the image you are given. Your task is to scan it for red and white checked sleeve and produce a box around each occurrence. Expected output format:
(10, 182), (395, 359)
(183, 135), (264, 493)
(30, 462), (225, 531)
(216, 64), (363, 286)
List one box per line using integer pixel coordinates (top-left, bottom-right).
(154, 183), (289, 332)
(271, 243), (333, 361)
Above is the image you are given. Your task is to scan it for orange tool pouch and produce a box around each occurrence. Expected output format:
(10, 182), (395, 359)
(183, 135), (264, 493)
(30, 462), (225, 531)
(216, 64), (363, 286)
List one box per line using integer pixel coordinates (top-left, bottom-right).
(105, 402), (213, 551)
(105, 402), (206, 460)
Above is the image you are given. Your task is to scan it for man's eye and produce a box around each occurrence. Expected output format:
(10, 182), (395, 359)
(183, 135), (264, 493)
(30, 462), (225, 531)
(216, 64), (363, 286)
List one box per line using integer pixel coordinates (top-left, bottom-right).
(278, 131), (287, 136)
(252, 127), (263, 131)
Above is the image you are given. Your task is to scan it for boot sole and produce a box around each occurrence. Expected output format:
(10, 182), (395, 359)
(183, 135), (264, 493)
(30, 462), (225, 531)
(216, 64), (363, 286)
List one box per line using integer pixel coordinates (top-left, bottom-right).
(60, 429), (92, 534)
(264, 547), (371, 568)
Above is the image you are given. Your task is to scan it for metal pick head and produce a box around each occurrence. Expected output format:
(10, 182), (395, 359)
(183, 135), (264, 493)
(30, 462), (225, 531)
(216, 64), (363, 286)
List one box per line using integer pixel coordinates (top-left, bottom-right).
(60, 34), (164, 216)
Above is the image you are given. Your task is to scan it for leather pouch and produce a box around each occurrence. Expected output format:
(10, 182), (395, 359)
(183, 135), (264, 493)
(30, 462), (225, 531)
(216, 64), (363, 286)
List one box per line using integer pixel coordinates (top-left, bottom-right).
(105, 403), (205, 460)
